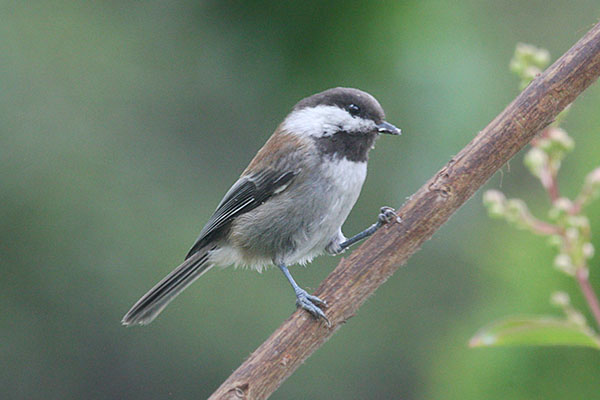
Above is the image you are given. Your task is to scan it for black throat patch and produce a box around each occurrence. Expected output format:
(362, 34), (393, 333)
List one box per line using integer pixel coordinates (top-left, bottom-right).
(313, 131), (378, 162)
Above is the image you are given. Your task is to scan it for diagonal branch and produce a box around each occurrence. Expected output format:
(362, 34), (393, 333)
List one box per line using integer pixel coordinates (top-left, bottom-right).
(209, 22), (600, 400)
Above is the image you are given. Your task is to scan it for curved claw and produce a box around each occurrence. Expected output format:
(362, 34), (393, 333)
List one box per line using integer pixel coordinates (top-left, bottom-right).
(295, 290), (330, 327)
(378, 206), (401, 225)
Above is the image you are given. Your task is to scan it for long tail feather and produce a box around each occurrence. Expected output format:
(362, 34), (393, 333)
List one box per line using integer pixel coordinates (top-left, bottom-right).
(122, 248), (214, 326)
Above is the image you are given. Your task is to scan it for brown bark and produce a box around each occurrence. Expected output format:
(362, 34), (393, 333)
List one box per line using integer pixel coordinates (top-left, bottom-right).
(209, 22), (600, 400)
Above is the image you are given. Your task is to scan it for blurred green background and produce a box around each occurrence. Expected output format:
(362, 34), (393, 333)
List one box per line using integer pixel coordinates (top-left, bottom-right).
(2, 1), (600, 399)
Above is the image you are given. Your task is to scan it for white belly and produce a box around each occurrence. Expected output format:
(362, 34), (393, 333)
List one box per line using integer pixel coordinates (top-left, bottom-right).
(283, 158), (367, 265)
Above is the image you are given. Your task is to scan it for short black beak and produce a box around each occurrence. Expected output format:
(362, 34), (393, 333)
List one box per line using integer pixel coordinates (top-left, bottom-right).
(377, 121), (401, 135)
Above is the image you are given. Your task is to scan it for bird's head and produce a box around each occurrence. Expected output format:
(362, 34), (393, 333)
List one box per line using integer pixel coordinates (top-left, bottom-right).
(282, 87), (400, 162)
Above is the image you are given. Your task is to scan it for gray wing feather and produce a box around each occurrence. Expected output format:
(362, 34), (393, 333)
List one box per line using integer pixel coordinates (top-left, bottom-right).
(185, 169), (298, 259)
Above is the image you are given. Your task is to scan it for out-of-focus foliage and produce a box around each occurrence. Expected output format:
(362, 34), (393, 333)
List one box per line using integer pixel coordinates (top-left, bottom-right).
(2, 1), (600, 399)
(475, 43), (600, 349)
(470, 316), (600, 349)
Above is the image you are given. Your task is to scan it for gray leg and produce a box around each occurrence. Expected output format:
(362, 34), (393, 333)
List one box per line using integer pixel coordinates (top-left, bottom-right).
(278, 264), (329, 325)
(339, 206), (399, 251)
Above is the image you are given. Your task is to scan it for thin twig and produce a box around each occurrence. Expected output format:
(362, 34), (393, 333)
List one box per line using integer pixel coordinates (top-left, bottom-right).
(540, 166), (561, 203)
(576, 267), (600, 331)
(209, 21), (600, 400)
(526, 217), (563, 236)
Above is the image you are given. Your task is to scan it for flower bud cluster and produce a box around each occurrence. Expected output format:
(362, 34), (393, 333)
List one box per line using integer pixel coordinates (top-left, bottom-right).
(551, 292), (587, 326)
(550, 291), (570, 307)
(483, 190), (530, 228)
(546, 196), (594, 275)
(483, 172), (596, 278)
(509, 43), (550, 89)
(538, 127), (574, 166)
(560, 218), (593, 275)
(523, 148), (547, 179)
(577, 167), (600, 209)
(524, 127), (574, 179)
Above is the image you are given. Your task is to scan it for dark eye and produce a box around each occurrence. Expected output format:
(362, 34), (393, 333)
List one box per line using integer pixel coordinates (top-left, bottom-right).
(347, 103), (360, 116)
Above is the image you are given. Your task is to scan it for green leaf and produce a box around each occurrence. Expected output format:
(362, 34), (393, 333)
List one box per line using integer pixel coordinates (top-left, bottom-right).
(469, 316), (600, 349)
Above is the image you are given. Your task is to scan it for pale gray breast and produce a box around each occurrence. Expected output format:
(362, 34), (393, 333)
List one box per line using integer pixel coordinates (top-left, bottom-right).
(228, 154), (367, 265)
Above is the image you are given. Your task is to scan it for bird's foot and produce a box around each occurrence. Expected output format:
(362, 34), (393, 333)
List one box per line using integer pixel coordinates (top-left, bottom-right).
(295, 289), (330, 326)
(378, 206), (401, 225)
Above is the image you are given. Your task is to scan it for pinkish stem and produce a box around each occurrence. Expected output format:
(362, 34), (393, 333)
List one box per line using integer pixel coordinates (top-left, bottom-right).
(540, 166), (560, 203)
(524, 216), (562, 236)
(575, 267), (600, 331)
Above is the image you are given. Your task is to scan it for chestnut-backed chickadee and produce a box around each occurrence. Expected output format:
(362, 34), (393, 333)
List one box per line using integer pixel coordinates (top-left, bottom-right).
(122, 87), (401, 326)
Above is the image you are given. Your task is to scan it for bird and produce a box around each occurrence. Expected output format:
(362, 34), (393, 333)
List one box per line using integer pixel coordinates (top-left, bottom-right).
(122, 87), (401, 327)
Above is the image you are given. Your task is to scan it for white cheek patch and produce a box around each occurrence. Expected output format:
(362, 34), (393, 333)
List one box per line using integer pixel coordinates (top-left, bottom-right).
(282, 105), (376, 138)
